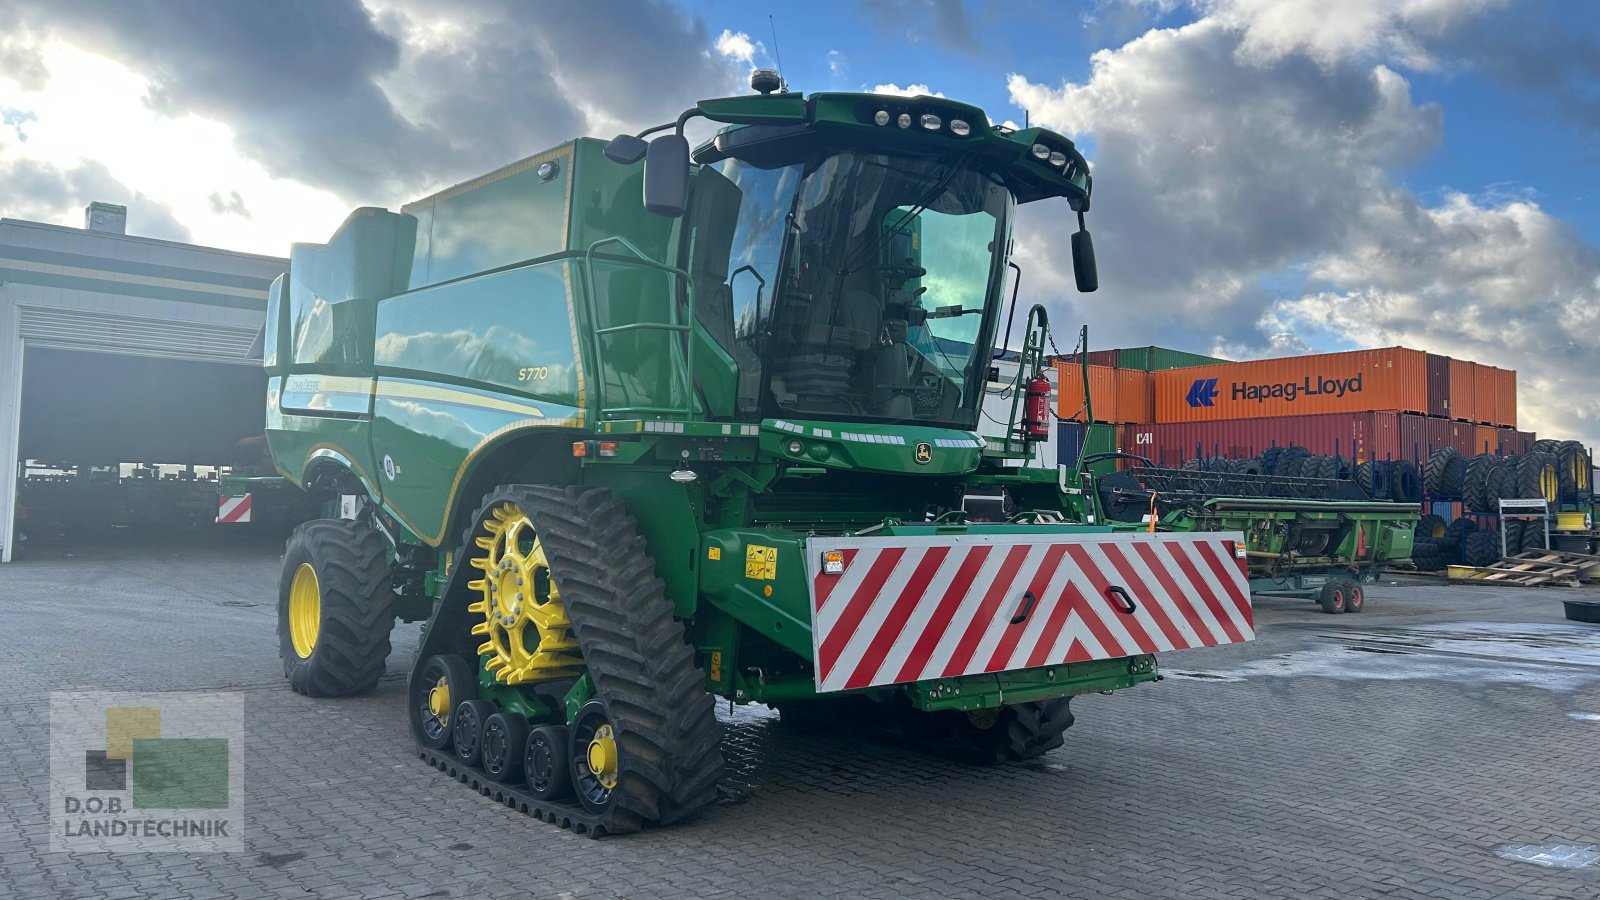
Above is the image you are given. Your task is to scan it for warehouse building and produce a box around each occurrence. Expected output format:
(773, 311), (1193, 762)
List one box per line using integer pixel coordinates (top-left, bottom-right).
(0, 205), (286, 561)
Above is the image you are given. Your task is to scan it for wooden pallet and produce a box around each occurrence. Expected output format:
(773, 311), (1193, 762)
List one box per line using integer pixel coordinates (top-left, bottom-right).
(1447, 549), (1600, 587)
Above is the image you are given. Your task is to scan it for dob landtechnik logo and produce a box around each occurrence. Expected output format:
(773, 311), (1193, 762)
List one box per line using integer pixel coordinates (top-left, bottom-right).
(50, 692), (244, 852)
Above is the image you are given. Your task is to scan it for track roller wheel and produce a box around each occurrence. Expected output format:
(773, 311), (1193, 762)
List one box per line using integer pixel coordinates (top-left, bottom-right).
(452, 699), (495, 767)
(1343, 580), (1365, 613)
(524, 725), (573, 801)
(410, 654), (476, 751)
(278, 518), (395, 697)
(481, 712), (529, 783)
(570, 701), (622, 814)
(1318, 582), (1348, 614)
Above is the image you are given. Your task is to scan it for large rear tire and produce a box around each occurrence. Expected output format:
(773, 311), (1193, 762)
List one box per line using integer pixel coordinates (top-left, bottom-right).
(460, 485), (724, 834)
(908, 699), (1076, 765)
(278, 518), (394, 697)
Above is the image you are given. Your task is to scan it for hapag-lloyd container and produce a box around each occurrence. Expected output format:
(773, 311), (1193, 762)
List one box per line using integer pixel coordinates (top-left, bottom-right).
(1496, 368), (1518, 427)
(1474, 365), (1499, 425)
(1054, 363), (1118, 421)
(1426, 354), (1449, 418)
(1448, 357), (1476, 424)
(1153, 347), (1428, 423)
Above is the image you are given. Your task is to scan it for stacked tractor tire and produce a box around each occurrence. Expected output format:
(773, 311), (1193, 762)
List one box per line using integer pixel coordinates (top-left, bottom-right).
(1432, 441), (1589, 513)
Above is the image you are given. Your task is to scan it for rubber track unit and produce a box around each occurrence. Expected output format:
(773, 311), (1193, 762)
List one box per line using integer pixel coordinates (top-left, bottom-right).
(416, 745), (615, 838)
(279, 518), (393, 697)
(409, 484), (724, 836)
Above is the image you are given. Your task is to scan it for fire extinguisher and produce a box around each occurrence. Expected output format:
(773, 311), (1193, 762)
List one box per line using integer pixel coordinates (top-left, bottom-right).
(1022, 371), (1051, 441)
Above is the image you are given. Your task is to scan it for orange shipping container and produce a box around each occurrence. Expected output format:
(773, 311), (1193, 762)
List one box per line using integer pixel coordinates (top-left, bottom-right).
(1114, 368), (1154, 423)
(1152, 347), (1428, 423)
(1054, 363), (1118, 422)
(1471, 424), (1499, 455)
(1448, 357), (1476, 423)
(1473, 364), (1499, 425)
(1496, 367), (1517, 428)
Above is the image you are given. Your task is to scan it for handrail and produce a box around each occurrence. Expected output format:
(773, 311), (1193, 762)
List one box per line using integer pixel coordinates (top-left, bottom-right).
(582, 236), (697, 419)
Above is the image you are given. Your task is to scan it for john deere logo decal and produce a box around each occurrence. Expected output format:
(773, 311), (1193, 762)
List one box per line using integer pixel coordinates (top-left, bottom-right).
(914, 442), (933, 464)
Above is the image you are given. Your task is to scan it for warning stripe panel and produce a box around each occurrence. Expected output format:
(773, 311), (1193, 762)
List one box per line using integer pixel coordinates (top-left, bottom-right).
(807, 531), (1252, 693)
(217, 494), (252, 524)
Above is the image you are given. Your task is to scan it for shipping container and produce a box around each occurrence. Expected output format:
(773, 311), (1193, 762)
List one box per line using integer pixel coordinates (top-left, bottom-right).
(1397, 414), (1478, 463)
(1126, 412), (1400, 468)
(1054, 350), (1119, 368)
(1425, 354), (1449, 418)
(1053, 362), (1118, 422)
(1115, 368), (1154, 423)
(1448, 357), (1476, 424)
(1152, 347), (1428, 423)
(1471, 424), (1500, 455)
(1114, 346), (1227, 371)
(1473, 364), (1499, 425)
(1498, 428), (1534, 456)
(1056, 421), (1121, 475)
(1496, 368), (1517, 428)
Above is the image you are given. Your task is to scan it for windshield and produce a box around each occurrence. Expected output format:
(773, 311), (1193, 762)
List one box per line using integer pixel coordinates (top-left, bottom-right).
(707, 150), (1012, 429)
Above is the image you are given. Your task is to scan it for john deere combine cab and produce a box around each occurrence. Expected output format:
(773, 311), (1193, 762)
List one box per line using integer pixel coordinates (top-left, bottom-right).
(263, 71), (1255, 835)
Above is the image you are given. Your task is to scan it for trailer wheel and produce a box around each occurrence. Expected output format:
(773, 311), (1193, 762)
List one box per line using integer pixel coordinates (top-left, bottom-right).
(1317, 582), (1347, 614)
(410, 654), (476, 751)
(278, 518), (394, 697)
(458, 484), (724, 833)
(1343, 581), (1365, 613)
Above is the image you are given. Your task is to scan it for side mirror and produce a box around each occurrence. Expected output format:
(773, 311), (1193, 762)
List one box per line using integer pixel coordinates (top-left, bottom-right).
(644, 134), (691, 218)
(1071, 225), (1098, 293)
(604, 134), (648, 165)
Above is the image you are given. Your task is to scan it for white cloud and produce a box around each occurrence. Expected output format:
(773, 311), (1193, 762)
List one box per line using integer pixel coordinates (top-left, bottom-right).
(0, 40), (350, 253)
(1004, 8), (1600, 445)
(714, 29), (760, 65)
(870, 82), (946, 98)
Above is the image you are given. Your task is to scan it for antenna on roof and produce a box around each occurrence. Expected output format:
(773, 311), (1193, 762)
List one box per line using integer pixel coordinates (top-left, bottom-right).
(769, 15), (787, 90)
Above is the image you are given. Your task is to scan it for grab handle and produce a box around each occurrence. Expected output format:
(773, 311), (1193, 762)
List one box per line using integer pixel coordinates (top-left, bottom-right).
(1106, 585), (1138, 615)
(1009, 591), (1038, 625)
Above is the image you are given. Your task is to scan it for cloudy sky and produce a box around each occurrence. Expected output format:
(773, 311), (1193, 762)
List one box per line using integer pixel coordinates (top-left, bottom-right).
(3, 0), (1598, 442)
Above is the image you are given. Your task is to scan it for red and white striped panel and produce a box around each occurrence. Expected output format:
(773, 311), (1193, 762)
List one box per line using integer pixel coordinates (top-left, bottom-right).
(807, 531), (1252, 693)
(216, 494), (252, 524)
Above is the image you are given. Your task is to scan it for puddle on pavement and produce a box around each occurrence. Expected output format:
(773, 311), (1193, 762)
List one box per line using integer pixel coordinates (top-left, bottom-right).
(1168, 622), (1600, 691)
(1494, 843), (1600, 869)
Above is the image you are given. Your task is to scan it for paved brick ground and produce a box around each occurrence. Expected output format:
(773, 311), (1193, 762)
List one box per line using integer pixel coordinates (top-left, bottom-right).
(3, 532), (1600, 898)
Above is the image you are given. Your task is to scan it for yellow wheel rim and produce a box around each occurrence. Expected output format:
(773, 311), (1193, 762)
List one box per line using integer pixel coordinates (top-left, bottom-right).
(587, 724), (619, 790)
(966, 708), (1001, 730)
(1541, 466), (1559, 502)
(466, 503), (583, 684)
(288, 562), (321, 659)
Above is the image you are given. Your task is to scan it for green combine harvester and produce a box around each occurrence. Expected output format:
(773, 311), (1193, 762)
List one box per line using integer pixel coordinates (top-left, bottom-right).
(262, 70), (1259, 835)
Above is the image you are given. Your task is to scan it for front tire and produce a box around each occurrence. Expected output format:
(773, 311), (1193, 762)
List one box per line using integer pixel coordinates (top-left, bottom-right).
(278, 518), (394, 697)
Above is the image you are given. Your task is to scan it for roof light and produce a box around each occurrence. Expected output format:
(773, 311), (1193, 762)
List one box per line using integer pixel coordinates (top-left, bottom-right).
(873, 109), (891, 126)
(1031, 143), (1051, 160)
(786, 439), (804, 455)
(920, 113), (941, 131)
(897, 113), (912, 129)
(949, 119), (971, 136)
(1049, 151), (1067, 167)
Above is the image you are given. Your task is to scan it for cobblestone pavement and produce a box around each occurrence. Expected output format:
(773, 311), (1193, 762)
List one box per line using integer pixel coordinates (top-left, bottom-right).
(3, 532), (1600, 898)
